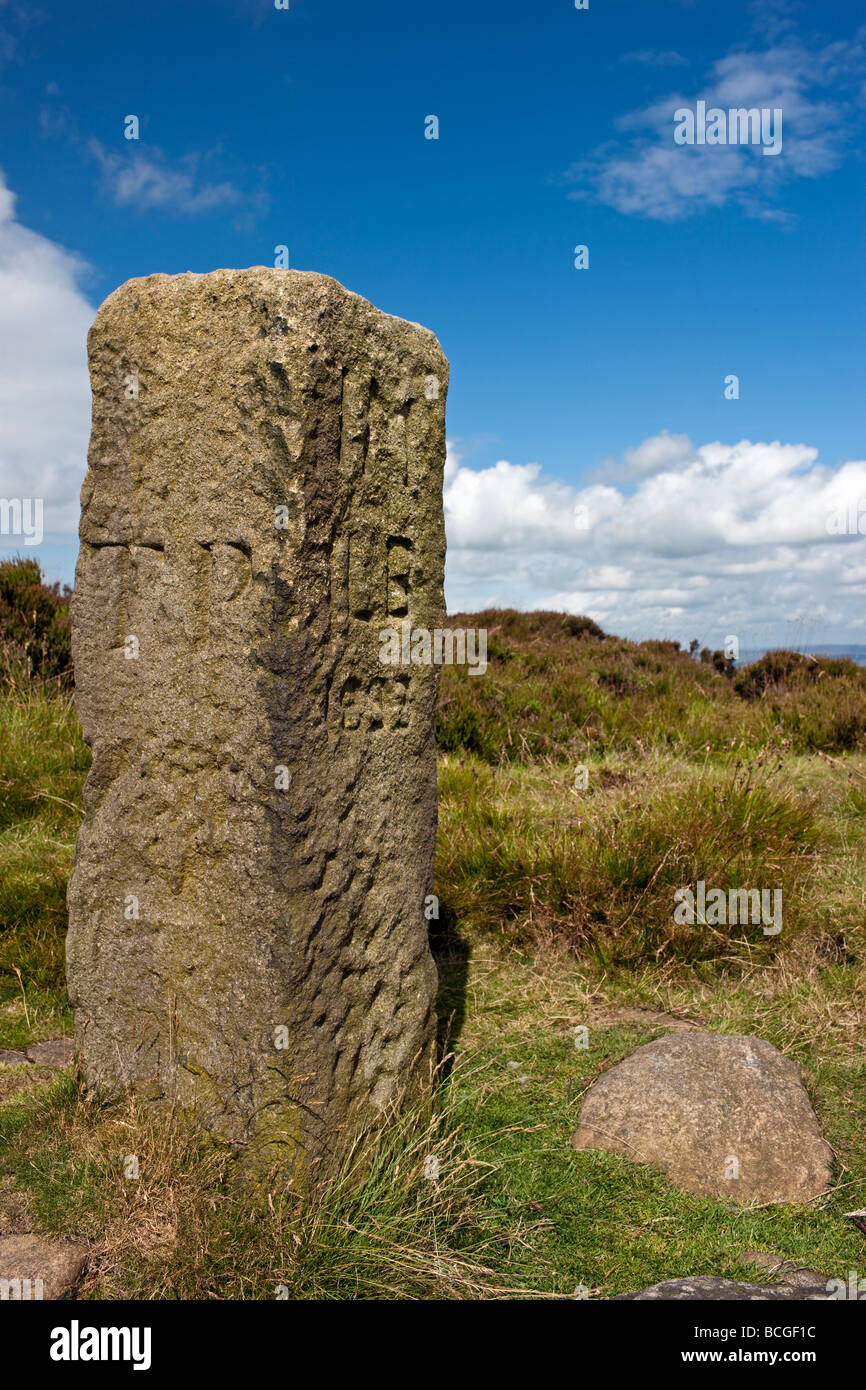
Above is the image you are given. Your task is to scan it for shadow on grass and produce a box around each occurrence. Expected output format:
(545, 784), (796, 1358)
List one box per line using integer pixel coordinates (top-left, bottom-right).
(429, 901), (471, 1073)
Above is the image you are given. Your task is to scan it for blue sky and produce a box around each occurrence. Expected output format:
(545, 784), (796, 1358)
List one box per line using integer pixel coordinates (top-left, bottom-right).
(1, 0), (865, 648)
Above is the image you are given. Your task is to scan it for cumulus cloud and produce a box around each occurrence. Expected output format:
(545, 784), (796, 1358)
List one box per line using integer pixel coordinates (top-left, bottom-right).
(0, 166), (93, 541)
(39, 86), (265, 220)
(444, 435), (866, 647)
(621, 430), (694, 477)
(566, 22), (866, 221)
(88, 140), (245, 216)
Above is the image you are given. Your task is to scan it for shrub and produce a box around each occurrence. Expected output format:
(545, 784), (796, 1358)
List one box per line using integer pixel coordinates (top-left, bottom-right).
(734, 649), (864, 700)
(0, 557), (73, 685)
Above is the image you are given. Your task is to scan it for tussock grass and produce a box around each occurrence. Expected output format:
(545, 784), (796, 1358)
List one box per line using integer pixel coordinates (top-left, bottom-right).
(437, 750), (832, 964)
(0, 1062), (540, 1301)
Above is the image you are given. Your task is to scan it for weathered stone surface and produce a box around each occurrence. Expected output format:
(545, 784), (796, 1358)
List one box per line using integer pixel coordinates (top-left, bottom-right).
(615, 1252), (837, 1301)
(613, 1276), (831, 1301)
(25, 1038), (74, 1068)
(571, 1033), (833, 1204)
(0, 1051), (28, 1067)
(0, 1234), (88, 1300)
(66, 268), (448, 1174)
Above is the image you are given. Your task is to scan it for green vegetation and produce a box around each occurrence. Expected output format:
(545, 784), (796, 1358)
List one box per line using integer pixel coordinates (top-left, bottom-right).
(0, 555), (73, 685)
(0, 682), (85, 1049)
(437, 753), (826, 962)
(1, 566), (864, 1298)
(436, 608), (866, 759)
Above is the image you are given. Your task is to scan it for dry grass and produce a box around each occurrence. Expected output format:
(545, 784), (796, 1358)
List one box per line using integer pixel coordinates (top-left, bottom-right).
(0, 1059), (547, 1301)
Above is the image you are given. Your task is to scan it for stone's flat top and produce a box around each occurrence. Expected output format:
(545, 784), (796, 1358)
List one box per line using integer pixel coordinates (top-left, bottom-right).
(94, 266), (444, 349)
(571, 1032), (833, 1205)
(613, 1276), (831, 1301)
(0, 1234), (88, 1299)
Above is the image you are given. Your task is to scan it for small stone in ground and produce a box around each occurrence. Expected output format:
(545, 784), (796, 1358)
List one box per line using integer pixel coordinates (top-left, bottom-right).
(613, 1276), (831, 1301)
(0, 1234), (88, 1300)
(740, 1249), (830, 1288)
(0, 1051), (29, 1067)
(571, 1033), (833, 1205)
(25, 1039), (74, 1068)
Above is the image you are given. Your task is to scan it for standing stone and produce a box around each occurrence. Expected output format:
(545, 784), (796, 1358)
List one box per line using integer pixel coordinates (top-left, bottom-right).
(66, 268), (448, 1174)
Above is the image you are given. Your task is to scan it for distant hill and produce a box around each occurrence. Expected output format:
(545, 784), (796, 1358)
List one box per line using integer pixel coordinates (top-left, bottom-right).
(738, 645), (866, 667)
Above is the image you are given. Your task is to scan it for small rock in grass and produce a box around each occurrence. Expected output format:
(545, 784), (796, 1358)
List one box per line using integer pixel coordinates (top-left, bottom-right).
(24, 1039), (74, 1068)
(0, 1051), (29, 1068)
(0, 1234), (88, 1300)
(613, 1276), (831, 1301)
(571, 1033), (832, 1205)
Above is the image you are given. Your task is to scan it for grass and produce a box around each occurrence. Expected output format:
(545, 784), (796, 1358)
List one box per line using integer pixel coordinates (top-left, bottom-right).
(1, 609), (865, 1298)
(0, 676), (87, 1049)
(436, 750), (834, 963)
(0, 1064), (532, 1300)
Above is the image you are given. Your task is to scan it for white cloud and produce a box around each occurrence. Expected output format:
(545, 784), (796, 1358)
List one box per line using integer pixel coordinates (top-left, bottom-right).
(444, 435), (866, 647)
(89, 140), (244, 216)
(567, 25), (866, 221)
(0, 167), (93, 540)
(37, 85), (263, 220)
(0, 1), (45, 72)
(622, 429), (695, 476)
